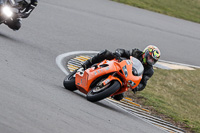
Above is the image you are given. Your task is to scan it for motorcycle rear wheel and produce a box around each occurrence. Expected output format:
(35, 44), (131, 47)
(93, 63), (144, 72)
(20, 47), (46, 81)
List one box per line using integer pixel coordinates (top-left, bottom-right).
(63, 70), (77, 91)
(86, 80), (120, 102)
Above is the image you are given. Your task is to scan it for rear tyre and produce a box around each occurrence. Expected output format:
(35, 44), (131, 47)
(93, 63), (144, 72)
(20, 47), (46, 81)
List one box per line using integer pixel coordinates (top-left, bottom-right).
(63, 70), (77, 91)
(87, 80), (121, 102)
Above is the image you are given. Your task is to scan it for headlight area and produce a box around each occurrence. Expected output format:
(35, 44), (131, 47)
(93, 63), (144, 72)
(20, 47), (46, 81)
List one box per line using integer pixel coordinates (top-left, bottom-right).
(122, 65), (128, 77)
(2, 6), (13, 18)
(128, 80), (136, 87)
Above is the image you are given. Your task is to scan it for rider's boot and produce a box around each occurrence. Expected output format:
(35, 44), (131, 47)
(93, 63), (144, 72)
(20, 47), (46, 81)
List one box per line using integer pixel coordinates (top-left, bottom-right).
(82, 59), (92, 70)
(112, 93), (124, 101)
(82, 49), (115, 70)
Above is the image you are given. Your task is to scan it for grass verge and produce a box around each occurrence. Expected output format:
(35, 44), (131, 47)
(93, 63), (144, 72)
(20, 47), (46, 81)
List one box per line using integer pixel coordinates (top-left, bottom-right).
(125, 69), (200, 133)
(112, 0), (200, 23)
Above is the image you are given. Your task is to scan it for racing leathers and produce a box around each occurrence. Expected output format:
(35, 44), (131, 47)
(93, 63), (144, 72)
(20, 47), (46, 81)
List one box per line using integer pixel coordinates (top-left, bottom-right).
(4, 0), (38, 30)
(82, 49), (154, 100)
(21, 0), (38, 18)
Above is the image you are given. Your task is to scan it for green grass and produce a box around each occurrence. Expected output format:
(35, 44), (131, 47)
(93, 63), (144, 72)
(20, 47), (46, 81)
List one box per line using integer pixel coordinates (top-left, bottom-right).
(111, 0), (200, 131)
(112, 0), (200, 23)
(126, 69), (200, 133)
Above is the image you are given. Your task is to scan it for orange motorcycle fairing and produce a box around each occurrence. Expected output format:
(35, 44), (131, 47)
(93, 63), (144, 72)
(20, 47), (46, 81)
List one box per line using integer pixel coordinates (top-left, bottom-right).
(64, 56), (144, 102)
(119, 58), (143, 90)
(75, 71), (89, 94)
(75, 59), (121, 94)
(102, 75), (122, 86)
(74, 56), (144, 102)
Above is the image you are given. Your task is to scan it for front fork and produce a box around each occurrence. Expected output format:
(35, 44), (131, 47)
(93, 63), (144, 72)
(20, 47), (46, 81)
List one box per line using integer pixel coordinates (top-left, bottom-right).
(101, 73), (130, 96)
(102, 73), (123, 87)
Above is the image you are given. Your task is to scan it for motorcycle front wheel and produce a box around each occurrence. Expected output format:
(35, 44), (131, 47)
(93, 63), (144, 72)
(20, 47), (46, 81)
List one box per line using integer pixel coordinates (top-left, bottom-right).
(63, 70), (77, 91)
(86, 80), (121, 102)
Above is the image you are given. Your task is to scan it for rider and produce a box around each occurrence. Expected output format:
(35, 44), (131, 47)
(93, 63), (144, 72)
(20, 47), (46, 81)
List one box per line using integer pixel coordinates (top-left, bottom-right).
(82, 45), (161, 101)
(5, 0), (38, 30)
(20, 0), (38, 18)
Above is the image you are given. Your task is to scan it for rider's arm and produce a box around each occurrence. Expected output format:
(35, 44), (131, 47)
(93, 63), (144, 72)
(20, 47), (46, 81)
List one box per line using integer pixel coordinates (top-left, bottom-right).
(31, 0), (38, 6)
(134, 67), (154, 92)
(21, 0), (38, 18)
(135, 75), (151, 91)
(25, 0), (38, 12)
(131, 48), (143, 58)
(114, 49), (131, 59)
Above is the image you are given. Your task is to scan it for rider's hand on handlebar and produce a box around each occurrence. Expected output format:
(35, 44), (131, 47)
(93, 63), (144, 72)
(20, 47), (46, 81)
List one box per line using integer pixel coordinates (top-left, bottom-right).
(132, 88), (137, 94)
(133, 85), (140, 94)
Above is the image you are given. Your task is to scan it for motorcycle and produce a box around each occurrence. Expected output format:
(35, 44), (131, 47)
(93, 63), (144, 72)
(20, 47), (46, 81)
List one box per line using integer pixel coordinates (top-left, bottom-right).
(0, 0), (27, 29)
(63, 56), (144, 102)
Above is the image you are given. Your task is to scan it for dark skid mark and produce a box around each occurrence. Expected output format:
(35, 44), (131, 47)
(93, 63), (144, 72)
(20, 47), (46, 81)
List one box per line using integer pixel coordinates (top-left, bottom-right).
(0, 32), (22, 44)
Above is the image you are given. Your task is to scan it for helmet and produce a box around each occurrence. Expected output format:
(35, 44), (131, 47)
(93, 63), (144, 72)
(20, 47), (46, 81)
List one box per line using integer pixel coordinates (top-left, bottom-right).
(143, 45), (161, 65)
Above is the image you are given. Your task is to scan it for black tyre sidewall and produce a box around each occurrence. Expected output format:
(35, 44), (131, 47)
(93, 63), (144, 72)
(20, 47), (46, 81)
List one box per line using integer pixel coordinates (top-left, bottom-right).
(86, 80), (121, 102)
(63, 71), (77, 91)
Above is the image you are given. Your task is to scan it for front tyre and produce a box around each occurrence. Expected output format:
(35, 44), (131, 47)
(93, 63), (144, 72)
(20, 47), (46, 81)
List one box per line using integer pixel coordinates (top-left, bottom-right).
(63, 70), (77, 91)
(5, 19), (21, 31)
(86, 80), (121, 102)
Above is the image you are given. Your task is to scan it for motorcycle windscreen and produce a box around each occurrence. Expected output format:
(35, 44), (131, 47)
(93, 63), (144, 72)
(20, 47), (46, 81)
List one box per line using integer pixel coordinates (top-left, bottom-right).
(131, 57), (144, 76)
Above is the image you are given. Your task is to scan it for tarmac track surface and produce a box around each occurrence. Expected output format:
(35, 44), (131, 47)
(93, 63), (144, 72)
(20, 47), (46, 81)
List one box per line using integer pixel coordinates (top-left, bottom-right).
(0, 0), (200, 132)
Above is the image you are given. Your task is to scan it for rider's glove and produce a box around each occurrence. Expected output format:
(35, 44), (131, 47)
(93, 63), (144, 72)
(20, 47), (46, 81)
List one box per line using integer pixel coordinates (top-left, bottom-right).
(132, 87), (138, 94)
(133, 84), (145, 93)
(133, 85), (142, 93)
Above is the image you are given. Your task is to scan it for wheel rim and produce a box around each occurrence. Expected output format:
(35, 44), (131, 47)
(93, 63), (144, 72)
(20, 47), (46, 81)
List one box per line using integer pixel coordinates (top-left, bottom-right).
(92, 83), (110, 93)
